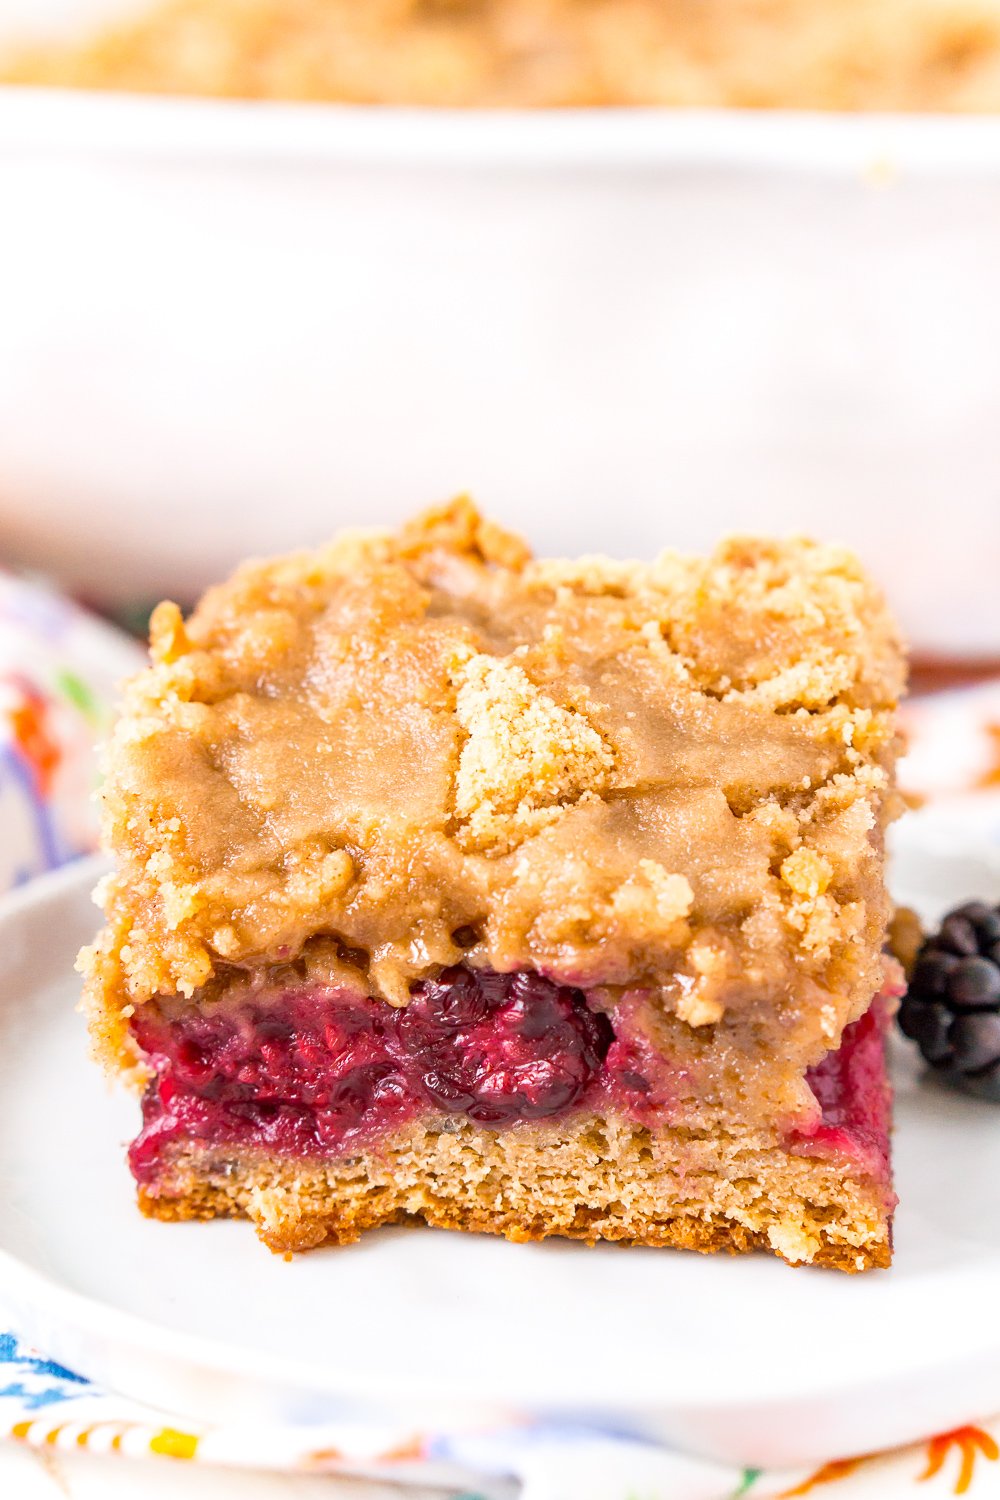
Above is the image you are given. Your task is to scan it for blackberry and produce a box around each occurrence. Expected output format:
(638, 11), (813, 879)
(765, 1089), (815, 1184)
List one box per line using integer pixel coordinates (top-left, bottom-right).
(898, 900), (1000, 1101)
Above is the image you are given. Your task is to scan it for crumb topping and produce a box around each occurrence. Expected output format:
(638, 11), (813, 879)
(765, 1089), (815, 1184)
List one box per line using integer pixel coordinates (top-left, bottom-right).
(6, 0), (1000, 113)
(81, 497), (905, 1087)
(452, 651), (614, 852)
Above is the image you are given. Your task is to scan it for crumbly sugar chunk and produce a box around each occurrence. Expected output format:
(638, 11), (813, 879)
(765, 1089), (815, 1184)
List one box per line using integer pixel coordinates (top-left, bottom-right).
(452, 651), (615, 851)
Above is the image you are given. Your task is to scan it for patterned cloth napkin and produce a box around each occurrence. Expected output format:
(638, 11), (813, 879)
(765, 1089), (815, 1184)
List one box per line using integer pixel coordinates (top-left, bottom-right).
(1, 570), (1000, 1500)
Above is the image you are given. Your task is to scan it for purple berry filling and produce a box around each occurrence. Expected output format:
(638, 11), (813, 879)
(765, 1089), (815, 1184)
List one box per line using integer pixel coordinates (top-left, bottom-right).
(128, 965), (893, 1189)
(788, 999), (894, 1193)
(130, 968), (616, 1181)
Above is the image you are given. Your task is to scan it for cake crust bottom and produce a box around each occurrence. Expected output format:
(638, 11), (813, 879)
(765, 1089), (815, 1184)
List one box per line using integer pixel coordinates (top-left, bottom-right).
(137, 1115), (892, 1272)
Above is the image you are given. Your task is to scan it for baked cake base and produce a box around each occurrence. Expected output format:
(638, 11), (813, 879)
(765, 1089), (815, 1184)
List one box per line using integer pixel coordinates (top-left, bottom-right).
(138, 1115), (891, 1272)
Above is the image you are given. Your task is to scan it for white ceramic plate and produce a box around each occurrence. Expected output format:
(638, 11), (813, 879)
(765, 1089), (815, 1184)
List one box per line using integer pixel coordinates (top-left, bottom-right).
(1, 849), (999, 1471)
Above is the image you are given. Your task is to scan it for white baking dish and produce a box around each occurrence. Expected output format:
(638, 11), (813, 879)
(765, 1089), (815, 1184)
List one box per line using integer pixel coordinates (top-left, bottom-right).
(0, 0), (999, 649)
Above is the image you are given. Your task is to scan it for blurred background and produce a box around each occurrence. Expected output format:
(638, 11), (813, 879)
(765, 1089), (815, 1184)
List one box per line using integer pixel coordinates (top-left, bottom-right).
(0, 0), (999, 663)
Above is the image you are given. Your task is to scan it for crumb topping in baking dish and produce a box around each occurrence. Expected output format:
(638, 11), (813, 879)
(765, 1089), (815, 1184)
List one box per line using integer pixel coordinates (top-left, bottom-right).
(5, 0), (1000, 112)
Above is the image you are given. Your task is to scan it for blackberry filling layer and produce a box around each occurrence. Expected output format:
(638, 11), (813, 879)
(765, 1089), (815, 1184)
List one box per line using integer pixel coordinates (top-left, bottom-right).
(129, 964), (893, 1196)
(130, 968), (615, 1180)
(788, 1000), (894, 1192)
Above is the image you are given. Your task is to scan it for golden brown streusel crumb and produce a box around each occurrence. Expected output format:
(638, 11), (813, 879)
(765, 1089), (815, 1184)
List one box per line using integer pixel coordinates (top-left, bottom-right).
(452, 651), (614, 852)
(80, 497), (905, 1124)
(5, 0), (1000, 112)
(888, 904), (925, 977)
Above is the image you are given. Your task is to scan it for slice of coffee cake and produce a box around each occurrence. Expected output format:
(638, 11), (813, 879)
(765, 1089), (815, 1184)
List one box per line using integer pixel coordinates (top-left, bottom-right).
(80, 498), (906, 1268)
